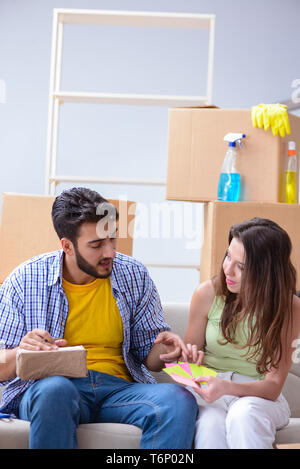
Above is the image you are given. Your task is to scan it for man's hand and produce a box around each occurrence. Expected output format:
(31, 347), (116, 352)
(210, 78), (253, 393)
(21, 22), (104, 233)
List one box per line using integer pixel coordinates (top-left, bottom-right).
(0, 329), (67, 381)
(154, 331), (190, 363)
(19, 329), (67, 351)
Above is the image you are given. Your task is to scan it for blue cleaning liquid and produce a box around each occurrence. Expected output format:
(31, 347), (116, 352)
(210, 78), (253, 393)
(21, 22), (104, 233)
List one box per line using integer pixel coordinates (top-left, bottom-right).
(217, 173), (240, 202)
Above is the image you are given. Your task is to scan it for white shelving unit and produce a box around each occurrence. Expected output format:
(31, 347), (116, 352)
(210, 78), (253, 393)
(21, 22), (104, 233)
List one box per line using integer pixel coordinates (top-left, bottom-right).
(45, 8), (215, 275)
(45, 8), (215, 195)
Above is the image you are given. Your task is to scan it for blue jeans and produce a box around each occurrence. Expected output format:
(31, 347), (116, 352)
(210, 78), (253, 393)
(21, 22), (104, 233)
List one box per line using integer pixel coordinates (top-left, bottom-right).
(19, 370), (198, 449)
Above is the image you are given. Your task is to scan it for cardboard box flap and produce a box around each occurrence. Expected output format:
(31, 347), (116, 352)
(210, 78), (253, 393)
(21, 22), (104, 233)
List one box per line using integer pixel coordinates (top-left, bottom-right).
(173, 104), (219, 110)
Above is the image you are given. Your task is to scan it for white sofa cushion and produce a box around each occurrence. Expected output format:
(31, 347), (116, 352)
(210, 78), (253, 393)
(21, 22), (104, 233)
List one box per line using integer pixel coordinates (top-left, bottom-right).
(275, 419), (300, 445)
(0, 419), (142, 449)
(77, 423), (141, 449)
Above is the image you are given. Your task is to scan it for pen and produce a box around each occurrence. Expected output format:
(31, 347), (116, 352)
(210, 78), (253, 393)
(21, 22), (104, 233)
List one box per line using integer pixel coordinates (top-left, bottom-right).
(0, 413), (10, 419)
(42, 337), (63, 343)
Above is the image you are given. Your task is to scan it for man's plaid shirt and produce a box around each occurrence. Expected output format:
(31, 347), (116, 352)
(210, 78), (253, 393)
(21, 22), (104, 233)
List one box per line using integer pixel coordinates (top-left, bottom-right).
(0, 250), (169, 417)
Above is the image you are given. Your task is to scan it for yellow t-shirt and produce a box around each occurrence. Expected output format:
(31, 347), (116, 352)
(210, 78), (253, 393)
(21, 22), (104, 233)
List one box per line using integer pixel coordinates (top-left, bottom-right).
(62, 277), (132, 382)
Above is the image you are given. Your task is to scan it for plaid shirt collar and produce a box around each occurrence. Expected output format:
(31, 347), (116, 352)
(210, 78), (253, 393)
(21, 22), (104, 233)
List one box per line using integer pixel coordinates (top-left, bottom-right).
(47, 249), (64, 287)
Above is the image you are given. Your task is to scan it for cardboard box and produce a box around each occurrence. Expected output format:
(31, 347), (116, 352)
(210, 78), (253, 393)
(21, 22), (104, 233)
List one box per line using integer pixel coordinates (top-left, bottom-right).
(276, 443), (300, 449)
(200, 201), (300, 290)
(16, 345), (88, 380)
(0, 193), (136, 283)
(166, 108), (300, 203)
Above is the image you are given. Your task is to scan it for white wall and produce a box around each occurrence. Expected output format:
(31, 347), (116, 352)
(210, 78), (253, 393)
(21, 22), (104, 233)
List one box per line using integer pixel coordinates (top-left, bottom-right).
(0, 0), (299, 303)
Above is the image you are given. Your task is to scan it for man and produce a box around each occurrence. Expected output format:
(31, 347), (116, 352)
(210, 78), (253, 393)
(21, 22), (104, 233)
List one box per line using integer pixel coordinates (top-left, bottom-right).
(0, 187), (198, 449)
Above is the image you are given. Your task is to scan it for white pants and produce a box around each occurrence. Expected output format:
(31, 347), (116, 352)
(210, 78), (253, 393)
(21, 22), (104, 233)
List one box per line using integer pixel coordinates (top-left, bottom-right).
(189, 371), (290, 449)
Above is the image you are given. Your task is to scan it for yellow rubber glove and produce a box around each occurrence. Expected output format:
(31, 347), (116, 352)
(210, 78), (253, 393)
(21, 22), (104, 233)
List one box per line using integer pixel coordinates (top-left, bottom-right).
(251, 103), (291, 137)
(251, 103), (266, 129)
(267, 103), (290, 137)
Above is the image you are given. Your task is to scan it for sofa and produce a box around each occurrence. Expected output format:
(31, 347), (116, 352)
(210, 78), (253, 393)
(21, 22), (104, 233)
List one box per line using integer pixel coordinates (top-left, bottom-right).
(0, 302), (300, 449)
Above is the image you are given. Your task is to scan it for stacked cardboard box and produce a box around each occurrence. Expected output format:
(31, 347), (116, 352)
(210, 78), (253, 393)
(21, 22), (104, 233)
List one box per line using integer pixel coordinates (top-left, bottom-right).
(166, 107), (300, 203)
(166, 108), (300, 289)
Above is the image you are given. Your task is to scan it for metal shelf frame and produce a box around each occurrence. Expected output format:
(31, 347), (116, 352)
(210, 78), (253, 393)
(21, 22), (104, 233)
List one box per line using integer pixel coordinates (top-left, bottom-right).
(45, 8), (215, 196)
(45, 8), (215, 273)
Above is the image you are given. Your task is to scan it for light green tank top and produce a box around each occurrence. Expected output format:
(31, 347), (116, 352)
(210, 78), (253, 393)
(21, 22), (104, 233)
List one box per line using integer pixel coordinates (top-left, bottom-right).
(204, 296), (264, 380)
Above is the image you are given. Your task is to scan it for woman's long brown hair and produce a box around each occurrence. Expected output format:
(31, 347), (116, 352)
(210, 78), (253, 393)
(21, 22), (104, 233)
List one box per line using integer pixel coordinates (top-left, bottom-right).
(214, 217), (296, 375)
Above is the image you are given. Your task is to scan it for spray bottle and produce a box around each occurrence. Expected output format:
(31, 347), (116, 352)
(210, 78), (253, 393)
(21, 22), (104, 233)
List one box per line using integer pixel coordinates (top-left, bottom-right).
(285, 141), (298, 204)
(217, 133), (246, 202)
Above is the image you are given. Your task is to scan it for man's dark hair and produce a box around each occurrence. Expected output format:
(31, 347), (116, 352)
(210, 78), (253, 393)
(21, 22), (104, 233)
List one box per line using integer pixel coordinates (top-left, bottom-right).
(51, 187), (119, 243)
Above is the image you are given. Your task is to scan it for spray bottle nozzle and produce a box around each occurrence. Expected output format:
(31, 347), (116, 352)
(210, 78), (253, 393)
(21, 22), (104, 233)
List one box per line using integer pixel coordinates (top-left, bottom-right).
(224, 133), (246, 148)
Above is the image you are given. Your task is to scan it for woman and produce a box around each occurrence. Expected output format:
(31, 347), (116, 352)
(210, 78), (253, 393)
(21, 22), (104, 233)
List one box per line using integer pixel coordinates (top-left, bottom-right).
(184, 217), (300, 449)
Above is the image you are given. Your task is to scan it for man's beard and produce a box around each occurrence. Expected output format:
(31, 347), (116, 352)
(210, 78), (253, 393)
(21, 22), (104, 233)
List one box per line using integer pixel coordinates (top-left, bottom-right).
(73, 243), (113, 279)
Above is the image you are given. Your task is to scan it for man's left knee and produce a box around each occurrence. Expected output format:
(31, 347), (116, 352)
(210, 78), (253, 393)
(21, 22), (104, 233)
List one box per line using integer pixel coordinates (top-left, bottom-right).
(156, 384), (198, 417)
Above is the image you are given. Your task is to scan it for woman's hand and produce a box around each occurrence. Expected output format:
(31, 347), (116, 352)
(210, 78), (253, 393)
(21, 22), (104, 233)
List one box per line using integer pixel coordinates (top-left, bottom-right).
(193, 376), (230, 403)
(19, 329), (67, 351)
(184, 344), (205, 365)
